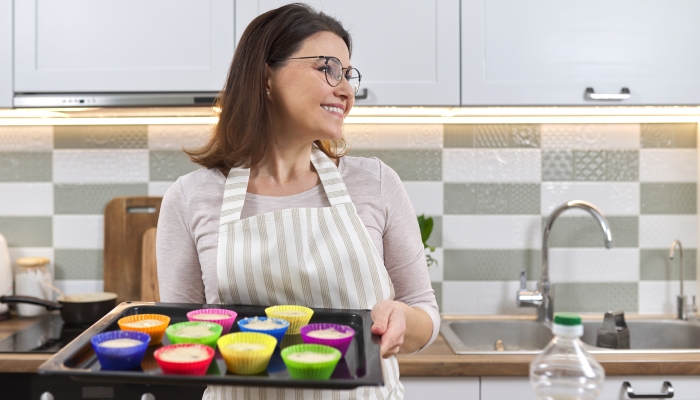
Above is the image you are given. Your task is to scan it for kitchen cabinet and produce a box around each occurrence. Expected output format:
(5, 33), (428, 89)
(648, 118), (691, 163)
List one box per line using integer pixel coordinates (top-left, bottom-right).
(462, 0), (700, 105)
(236, 1), (460, 106)
(0, 0), (11, 108)
(14, 0), (234, 93)
(401, 377), (479, 400)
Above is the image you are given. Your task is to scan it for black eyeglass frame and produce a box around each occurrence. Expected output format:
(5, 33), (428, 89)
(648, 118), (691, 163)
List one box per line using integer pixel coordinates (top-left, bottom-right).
(269, 55), (362, 94)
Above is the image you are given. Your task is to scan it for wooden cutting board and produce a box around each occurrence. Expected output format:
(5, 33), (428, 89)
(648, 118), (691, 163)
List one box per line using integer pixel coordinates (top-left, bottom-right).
(140, 227), (159, 302)
(104, 197), (162, 303)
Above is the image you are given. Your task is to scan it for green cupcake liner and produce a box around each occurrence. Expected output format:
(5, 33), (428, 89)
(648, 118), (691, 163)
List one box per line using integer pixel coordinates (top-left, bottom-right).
(165, 321), (223, 348)
(281, 344), (341, 380)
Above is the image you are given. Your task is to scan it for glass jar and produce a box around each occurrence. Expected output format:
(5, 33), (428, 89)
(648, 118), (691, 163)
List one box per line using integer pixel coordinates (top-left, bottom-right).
(14, 257), (52, 317)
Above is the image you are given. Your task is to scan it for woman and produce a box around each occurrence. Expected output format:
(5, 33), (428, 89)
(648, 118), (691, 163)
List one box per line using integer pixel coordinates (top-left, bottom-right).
(156, 3), (439, 399)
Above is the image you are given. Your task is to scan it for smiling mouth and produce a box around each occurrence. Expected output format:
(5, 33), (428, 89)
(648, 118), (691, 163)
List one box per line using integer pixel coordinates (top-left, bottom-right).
(321, 105), (344, 116)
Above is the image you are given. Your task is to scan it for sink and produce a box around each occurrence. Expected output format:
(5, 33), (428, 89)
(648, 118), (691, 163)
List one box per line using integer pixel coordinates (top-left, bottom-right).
(441, 317), (700, 354)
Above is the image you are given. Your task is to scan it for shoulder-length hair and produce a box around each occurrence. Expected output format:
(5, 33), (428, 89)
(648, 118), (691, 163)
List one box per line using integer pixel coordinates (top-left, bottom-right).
(186, 3), (351, 170)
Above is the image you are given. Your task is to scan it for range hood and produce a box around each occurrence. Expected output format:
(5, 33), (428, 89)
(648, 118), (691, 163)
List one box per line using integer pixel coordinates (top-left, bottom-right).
(13, 92), (219, 108)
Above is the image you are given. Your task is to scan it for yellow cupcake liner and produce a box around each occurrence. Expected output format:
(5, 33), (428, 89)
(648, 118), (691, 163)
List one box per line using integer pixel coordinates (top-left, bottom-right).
(217, 332), (277, 375)
(265, 305), (313, 334)
(118, 314), (170, 346)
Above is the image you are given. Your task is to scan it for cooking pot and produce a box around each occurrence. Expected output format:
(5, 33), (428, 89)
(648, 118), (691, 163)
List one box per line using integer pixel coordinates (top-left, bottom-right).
(0, 292), (117, 326)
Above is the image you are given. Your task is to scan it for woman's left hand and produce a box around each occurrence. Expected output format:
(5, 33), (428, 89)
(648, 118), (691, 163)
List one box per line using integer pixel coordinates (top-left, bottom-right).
(370, 300), (407, 358)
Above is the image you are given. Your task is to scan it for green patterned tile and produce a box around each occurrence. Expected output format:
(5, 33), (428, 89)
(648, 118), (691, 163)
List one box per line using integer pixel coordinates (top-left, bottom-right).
(443, 124), (474, 148)
(55, 183), (148, 214)
(641, 183), (696, 214)
(443, 250), (541, 281)
(444, 183), (540, 214)
(54, 249), (103, 279)
(443, 124), (540, 148)
(542, 150), (574, 181)
(348, 149), (441, 181)
(431, 281), (442, 311)
(547, 216), (638, 248)
(425, 215), (442, 248)
(640, 249), (697, 280)
(149, 150), (202, 181)
(0, 152), (52, 182)
(573, 150), (639, 181)
(553, 282), (638, 313)
(640, 123), (697, 148)
(0, 217), (52, 246)
(54, 125), (148, 149)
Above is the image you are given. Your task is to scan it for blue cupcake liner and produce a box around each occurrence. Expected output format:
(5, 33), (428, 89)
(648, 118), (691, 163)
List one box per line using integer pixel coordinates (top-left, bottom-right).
(91, 330), (150, 371)
(237, 317), (290, 346)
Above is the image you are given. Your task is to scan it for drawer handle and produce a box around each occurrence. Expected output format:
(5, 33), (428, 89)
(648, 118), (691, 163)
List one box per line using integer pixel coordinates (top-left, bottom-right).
(623, 381), (674, 398)
(585, 87), (631, 100)
(355, 88), (368, 100)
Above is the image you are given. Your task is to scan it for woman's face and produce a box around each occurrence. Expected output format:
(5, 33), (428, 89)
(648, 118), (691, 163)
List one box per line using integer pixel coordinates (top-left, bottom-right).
(267, 31), (355, 144)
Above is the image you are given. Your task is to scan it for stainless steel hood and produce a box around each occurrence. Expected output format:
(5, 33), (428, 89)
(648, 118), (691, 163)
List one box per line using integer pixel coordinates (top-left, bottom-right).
(13, 92), (219, 108)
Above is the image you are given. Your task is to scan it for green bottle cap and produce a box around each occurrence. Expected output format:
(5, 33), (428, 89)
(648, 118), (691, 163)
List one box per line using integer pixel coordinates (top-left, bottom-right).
(553, 312), (582, 326)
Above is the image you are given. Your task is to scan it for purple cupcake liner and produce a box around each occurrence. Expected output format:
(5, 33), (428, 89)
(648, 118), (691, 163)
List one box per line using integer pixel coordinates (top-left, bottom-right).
(186, 308), (237, 334)
(238, 317), (290, 346)
(300, 323), (355, 358)
(91, 330), (150, 371)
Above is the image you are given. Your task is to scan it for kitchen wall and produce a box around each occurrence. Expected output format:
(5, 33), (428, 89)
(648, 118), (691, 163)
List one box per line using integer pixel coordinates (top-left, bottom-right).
(0, 122), (696, 316)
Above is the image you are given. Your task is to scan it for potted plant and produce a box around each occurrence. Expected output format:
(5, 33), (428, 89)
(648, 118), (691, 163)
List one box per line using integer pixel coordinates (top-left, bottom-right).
(417, 214), (437, 267)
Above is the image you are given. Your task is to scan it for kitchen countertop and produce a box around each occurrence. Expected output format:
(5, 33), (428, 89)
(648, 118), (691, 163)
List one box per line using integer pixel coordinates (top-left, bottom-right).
(3, 316), (700, 376)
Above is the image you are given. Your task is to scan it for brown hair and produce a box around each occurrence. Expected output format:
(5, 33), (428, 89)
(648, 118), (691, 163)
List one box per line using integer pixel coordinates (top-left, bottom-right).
(186, 3), (352, 170)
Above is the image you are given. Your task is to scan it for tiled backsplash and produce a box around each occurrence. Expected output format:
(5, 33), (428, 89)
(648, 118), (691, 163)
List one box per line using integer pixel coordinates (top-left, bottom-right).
(0, 123), (696, 316)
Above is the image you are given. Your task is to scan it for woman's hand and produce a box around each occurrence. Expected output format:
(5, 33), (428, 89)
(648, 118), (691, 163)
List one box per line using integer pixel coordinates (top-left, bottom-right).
(370, 300), (407, 358)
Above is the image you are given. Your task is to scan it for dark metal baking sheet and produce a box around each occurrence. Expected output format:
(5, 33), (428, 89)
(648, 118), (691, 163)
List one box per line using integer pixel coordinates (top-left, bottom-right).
(37, 302), (383, 390)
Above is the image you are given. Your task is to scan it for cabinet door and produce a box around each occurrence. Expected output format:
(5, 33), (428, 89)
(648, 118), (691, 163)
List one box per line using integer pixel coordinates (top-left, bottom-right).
(481, 377), (537, 400)
(602, 376), (700, 400)
(236, 1), (460, 106)
(401, 377), (479, 400)
(15, 0), (234, 92)
(462, 0), (700, 105)
(0, 0), (11, 107)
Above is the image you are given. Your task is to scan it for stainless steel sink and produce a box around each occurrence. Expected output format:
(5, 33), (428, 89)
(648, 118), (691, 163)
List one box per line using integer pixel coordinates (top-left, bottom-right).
(441, 317), (700, 354)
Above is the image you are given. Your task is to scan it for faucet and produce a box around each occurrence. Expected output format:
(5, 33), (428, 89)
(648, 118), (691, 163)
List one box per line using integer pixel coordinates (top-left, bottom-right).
(517, 200), (613, 324)
(669, 240), (695, 320)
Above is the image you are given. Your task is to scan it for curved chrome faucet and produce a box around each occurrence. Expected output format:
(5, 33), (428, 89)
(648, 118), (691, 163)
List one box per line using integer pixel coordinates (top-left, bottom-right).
(517, 200), (613, 324)
(669, 240), (689, 320)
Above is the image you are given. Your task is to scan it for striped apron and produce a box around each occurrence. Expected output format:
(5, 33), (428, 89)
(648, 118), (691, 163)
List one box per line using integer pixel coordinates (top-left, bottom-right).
(204, 145), (403, 400)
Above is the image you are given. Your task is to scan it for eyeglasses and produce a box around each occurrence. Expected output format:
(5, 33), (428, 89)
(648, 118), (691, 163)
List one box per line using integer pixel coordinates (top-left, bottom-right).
(270, 56), (361, 95)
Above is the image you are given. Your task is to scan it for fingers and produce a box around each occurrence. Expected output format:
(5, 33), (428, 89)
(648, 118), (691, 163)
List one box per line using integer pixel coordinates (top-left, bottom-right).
(371, 300), (392, 335)
(371, 301), (406, 358)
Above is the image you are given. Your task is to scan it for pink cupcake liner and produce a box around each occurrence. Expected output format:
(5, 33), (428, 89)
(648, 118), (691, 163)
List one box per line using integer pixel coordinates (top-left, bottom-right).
(153, 344), (215, 376)
(300, 323), (355, 358)
(186, 308), (237, 334)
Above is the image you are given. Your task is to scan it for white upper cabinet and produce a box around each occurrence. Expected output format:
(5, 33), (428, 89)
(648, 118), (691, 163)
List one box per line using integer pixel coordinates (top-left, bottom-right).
(236, 1), (460, 106)
(14, 0), (234, 93)
(462, 0), (700, 105)
(0, 0), (11, 107)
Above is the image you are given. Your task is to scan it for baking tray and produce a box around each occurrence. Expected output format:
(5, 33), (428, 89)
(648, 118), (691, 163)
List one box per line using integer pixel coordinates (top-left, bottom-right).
(37, 302), (383, 390)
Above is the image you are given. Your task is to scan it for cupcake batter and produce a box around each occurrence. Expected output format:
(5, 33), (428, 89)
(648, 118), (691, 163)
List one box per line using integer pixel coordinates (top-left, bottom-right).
(99, 338), (143, 348)
(273, 310), (307, 317)
(307, 327), (352, 339)
(176, 325), (215, 338)
(287, 351), (336, 363)
(122, 319), (164, 328)
(159, 346), (210, 362)
(191, 313), (230, 321)
(244, 318), (285, 330)
(226, 343), (267, 351)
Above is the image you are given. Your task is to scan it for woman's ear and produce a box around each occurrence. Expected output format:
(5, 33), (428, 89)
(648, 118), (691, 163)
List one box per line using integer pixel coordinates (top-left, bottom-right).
(265, 64), (273, 96)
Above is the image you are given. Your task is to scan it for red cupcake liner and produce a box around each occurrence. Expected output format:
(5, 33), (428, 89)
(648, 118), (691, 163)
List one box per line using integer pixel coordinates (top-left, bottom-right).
(153, 344), (215, 376)
(300, 323), (355, 358)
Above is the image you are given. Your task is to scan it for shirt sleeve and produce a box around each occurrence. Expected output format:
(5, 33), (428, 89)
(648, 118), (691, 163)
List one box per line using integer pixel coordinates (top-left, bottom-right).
(379, 161), (440, 353)
(156, 179), (207, 304)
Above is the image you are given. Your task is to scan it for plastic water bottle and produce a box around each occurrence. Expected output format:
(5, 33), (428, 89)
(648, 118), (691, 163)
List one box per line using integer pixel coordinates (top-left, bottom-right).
(530, 313), (605, 400)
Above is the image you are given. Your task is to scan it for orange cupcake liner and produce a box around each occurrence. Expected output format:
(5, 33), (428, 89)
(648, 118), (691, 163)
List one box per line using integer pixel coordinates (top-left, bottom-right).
(118, 313), (170, 346)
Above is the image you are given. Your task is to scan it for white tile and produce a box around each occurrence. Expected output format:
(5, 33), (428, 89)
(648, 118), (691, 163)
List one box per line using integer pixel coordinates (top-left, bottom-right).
(638, 281), (697, 314)
(548, 248), (639, 282)
(8, 247), (54, 276)
(53, 149), (149, 183)
(442, 281), (536, 315)
(0, 126), (53, 151)
(148, 124), (213, 150)
(53, 215), (103, 249)
(541, 182), (639, 216)
(443, 215), (542, 249)
(443, 149), (541, 182)
(639, 149), (697, 182)
(426, 248), (443, 282)
(55, 279), (104, 295)
(541, 124), (640, 149)
(149, 181), (175, 196)
(344, 124), (443, 149)
(0, 183), (53, 216)
(403, 182), (443, 215)
(640, 215), (697, 249)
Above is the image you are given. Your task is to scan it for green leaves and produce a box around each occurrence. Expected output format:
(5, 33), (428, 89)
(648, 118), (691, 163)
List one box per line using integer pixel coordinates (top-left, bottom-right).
(417, 214), (437, 267)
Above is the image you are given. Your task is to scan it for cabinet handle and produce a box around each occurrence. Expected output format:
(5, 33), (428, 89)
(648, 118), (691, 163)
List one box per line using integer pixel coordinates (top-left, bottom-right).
(585, 87), (631, 100)
(623, 381), (674, 398)
(355, 88), (368, 100)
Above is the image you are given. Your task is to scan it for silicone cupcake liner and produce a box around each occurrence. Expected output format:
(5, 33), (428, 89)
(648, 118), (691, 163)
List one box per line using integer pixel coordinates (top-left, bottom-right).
(165, 321), (223, 348)
(117, 314), (170, 346)
(265, 305), (313, 334)
(237, 317), (289, 345)
(186, 308), (238, 334)
(300, 323), (355, 358)
(217, 332), (277, 375)
(281, 343), (341, 380)
(90, 330), (150, 371)
(153, 344), (215, 376)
